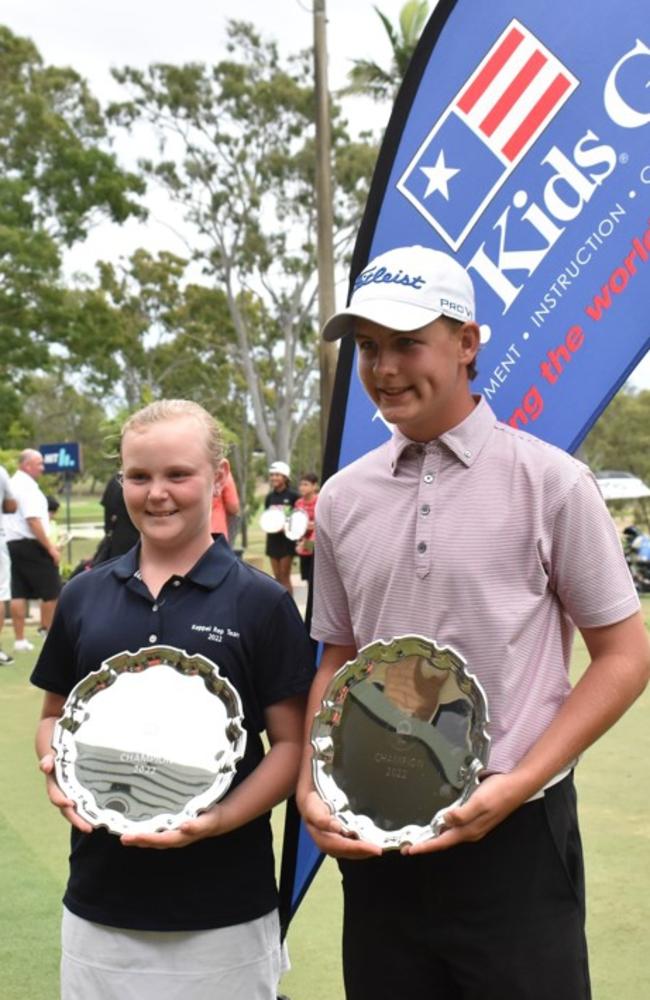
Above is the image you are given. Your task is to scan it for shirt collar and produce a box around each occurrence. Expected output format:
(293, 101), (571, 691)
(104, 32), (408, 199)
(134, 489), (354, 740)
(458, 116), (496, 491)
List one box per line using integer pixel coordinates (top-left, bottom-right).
(112, 535), (237, 590)
(388, 396), (497, 475)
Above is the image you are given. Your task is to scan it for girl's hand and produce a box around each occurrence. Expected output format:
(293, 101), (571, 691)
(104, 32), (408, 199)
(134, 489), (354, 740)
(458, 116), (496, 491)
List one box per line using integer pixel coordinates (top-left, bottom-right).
(39, 753), (94, 834)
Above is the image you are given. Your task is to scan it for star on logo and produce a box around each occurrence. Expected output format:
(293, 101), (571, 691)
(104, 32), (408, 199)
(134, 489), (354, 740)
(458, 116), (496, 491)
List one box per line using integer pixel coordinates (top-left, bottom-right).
(420, 150), (460, 201)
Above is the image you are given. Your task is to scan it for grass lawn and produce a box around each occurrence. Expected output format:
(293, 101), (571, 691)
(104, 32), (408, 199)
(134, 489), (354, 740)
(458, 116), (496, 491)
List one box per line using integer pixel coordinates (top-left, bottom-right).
(62, 496), (103, 524)
(1, 606), (648, 999)
(58, 495), (277, 575)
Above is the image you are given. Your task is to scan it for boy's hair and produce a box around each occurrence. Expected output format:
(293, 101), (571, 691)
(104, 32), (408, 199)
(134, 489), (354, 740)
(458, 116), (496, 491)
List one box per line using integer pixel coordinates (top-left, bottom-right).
(46, 494), (60, 513)
(299, 473), (319, 485)
(121, 400), (224, 468)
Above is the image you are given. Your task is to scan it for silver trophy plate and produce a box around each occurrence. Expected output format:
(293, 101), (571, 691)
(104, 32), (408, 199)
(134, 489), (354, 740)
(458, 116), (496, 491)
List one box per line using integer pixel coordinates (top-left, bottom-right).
(311, 635), (490, 850)
(53, 645), (247, 836)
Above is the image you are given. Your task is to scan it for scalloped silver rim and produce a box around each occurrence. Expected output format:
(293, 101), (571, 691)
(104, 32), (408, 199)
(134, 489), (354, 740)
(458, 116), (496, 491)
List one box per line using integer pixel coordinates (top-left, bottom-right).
(311, 634), (490, 850)
(53, 645), (247, 836)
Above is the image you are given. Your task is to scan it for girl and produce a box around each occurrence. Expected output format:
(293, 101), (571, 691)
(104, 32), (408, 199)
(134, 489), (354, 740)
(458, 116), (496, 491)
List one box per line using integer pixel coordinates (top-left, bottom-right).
(263, 461), (298, 594)
(33, 400), (313, 1000)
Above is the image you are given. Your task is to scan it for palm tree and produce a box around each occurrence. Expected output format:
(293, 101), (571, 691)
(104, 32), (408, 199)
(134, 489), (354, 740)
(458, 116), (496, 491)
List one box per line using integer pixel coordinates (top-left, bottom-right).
(343, 1), (430, 102)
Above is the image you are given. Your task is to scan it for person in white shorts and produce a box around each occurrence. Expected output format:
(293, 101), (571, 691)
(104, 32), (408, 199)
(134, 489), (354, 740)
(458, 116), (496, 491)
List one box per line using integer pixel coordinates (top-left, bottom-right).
(0, 464), (17, 664)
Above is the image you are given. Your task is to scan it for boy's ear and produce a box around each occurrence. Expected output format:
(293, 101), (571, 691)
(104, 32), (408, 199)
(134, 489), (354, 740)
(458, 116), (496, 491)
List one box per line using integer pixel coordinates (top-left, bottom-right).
(458, 322), (481, 366)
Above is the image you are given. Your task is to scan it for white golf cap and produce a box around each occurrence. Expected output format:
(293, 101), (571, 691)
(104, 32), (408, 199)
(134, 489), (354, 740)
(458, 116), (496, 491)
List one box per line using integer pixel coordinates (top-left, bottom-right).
(322, 245), (475, 342)
(269, 461), (291, 478)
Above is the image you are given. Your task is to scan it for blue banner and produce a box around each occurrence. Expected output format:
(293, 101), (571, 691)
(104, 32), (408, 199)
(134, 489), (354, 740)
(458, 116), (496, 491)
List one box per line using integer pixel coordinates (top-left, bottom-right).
(280, 0), (650, 929)
(337, 0), (650, 469)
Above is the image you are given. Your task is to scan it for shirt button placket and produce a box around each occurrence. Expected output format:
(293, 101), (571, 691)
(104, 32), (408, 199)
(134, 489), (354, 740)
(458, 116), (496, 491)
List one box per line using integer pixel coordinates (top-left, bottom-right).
(149, 601), (160, 644)
(416, 449), (439, 578)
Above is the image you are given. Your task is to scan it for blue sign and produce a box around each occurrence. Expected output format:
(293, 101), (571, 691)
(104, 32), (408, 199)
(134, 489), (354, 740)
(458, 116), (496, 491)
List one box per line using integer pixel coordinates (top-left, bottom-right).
(40, 442), (82, 474)
(337, 0), (650, 468)
(280, 0), (650, 931)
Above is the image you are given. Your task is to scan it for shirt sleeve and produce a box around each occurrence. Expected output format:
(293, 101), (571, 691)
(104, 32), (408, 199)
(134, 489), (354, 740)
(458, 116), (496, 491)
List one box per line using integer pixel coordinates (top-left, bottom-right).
(253, 591), (315, 708)
(549, 469), (640, 628)
(30, 584), (80, 696)
(310, 485), (356, 647)
(0, 468), (14, 502)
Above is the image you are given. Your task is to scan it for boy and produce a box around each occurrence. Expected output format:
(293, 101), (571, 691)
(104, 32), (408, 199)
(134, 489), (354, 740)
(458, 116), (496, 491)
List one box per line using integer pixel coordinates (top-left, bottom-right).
(294, 473), (318, 583)
(297, 245), (649, 1000)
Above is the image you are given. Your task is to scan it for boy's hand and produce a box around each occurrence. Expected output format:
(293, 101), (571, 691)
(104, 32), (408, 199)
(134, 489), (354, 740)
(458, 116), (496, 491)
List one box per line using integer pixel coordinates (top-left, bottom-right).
(299, 789), (382, 860)
(401, 772), (526, 855)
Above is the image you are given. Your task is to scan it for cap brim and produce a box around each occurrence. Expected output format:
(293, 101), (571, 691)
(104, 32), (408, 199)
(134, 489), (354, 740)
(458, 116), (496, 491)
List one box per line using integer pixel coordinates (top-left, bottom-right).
(321, 300), (442, 341)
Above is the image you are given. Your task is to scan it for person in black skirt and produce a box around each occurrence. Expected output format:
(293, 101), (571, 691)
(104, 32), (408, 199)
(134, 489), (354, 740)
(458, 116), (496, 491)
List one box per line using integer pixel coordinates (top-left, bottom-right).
(264, 462), (298, 595)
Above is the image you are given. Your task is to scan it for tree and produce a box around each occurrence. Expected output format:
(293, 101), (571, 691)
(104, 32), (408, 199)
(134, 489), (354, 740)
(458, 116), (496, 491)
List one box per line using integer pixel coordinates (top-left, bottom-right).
(582, 388), (650, 486)
(0, 25), (145, 433)
(21, 373), (119, 489)
(342, 1), (430, 102)
(108, 20), (375, 463)
(64, 247), (248, 424)
(65, 250), (207, 409)
(62, 248), (260, 524)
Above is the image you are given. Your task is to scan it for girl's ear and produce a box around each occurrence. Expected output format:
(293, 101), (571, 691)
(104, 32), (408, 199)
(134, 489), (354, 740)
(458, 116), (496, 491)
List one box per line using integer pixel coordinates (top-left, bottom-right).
(213, 458), (229, 497)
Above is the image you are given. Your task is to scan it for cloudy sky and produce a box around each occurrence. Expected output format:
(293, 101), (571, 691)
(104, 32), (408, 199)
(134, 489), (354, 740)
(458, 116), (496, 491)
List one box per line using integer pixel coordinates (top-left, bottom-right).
(3, 0), (409, 271)
(3, 1), (649, 388)
(3, 0), (410, 108)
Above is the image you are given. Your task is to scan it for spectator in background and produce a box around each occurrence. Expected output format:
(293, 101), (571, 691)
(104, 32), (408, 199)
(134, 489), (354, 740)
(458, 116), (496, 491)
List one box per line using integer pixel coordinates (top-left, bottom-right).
(294, 473), (319, 584)
(0, 465), (17, 664)
(96, 473), (139, 562)
(5, 449), (61, 652)
(46, 495), (63, 547)
(211, 467), (240, 545)
(264, 462), (298, 595)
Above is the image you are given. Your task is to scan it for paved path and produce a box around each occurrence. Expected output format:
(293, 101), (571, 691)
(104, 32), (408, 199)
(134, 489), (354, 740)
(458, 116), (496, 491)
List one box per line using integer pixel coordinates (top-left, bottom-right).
(291, 575), (309, 619)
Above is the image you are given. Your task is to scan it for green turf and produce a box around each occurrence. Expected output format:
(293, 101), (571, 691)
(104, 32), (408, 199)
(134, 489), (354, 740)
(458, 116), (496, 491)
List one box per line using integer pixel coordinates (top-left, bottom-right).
(1, 608), (648, 999)
(63, 497), (103, 524)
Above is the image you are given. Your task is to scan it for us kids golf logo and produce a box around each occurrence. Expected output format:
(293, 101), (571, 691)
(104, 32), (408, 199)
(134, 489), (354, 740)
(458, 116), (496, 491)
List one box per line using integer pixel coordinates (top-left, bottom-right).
(398, 20), (579, 250)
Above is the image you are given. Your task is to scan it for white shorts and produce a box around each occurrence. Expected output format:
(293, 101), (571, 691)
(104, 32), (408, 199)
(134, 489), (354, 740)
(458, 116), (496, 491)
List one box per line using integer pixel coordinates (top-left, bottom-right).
(0, 541), (10, 600)
(61, 906), (288, 1000)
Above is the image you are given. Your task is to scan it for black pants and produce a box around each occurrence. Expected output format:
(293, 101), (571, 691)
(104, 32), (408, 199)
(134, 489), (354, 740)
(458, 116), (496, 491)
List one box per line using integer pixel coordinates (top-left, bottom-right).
(8, 538), (60, 599)
(339, 775), (590, 1000)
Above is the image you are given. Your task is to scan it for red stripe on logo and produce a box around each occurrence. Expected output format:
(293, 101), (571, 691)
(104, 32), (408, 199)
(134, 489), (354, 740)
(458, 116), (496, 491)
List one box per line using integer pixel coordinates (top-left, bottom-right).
(502, 73), (571, 161)
(457, 26), (524, 114)
(479, 50), (547, 137)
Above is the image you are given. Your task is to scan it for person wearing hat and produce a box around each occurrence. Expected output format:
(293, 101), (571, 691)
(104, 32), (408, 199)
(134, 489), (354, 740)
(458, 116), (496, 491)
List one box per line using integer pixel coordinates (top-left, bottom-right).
(264, 462), (299, 595)
(297, 245), (650, 999)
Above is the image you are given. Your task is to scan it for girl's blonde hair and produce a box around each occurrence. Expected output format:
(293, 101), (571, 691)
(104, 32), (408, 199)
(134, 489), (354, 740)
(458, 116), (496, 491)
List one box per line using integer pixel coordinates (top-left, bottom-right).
(121, 400), (225, 468)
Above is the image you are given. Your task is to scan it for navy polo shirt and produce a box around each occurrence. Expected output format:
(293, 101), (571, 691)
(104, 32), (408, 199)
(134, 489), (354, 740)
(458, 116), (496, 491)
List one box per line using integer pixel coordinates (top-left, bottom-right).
(31, 537), (315, 931)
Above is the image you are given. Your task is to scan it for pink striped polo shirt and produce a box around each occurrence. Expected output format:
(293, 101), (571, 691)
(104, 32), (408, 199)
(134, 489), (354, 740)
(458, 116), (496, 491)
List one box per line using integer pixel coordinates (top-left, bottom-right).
(312, 397), (639, 773)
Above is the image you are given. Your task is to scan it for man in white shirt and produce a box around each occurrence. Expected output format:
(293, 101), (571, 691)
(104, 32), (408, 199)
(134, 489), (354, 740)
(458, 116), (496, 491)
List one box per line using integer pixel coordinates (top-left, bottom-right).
(0, 465), (17, 663)
(5, 449), (61, 651)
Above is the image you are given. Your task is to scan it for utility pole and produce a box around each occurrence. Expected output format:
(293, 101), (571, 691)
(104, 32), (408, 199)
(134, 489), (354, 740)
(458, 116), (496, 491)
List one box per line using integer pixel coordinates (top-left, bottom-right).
(313, 0), (338, 457)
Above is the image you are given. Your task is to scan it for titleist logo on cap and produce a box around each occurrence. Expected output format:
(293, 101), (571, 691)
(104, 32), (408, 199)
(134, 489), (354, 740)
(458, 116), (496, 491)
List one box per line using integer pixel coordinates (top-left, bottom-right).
(354, 266), (426, 292)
